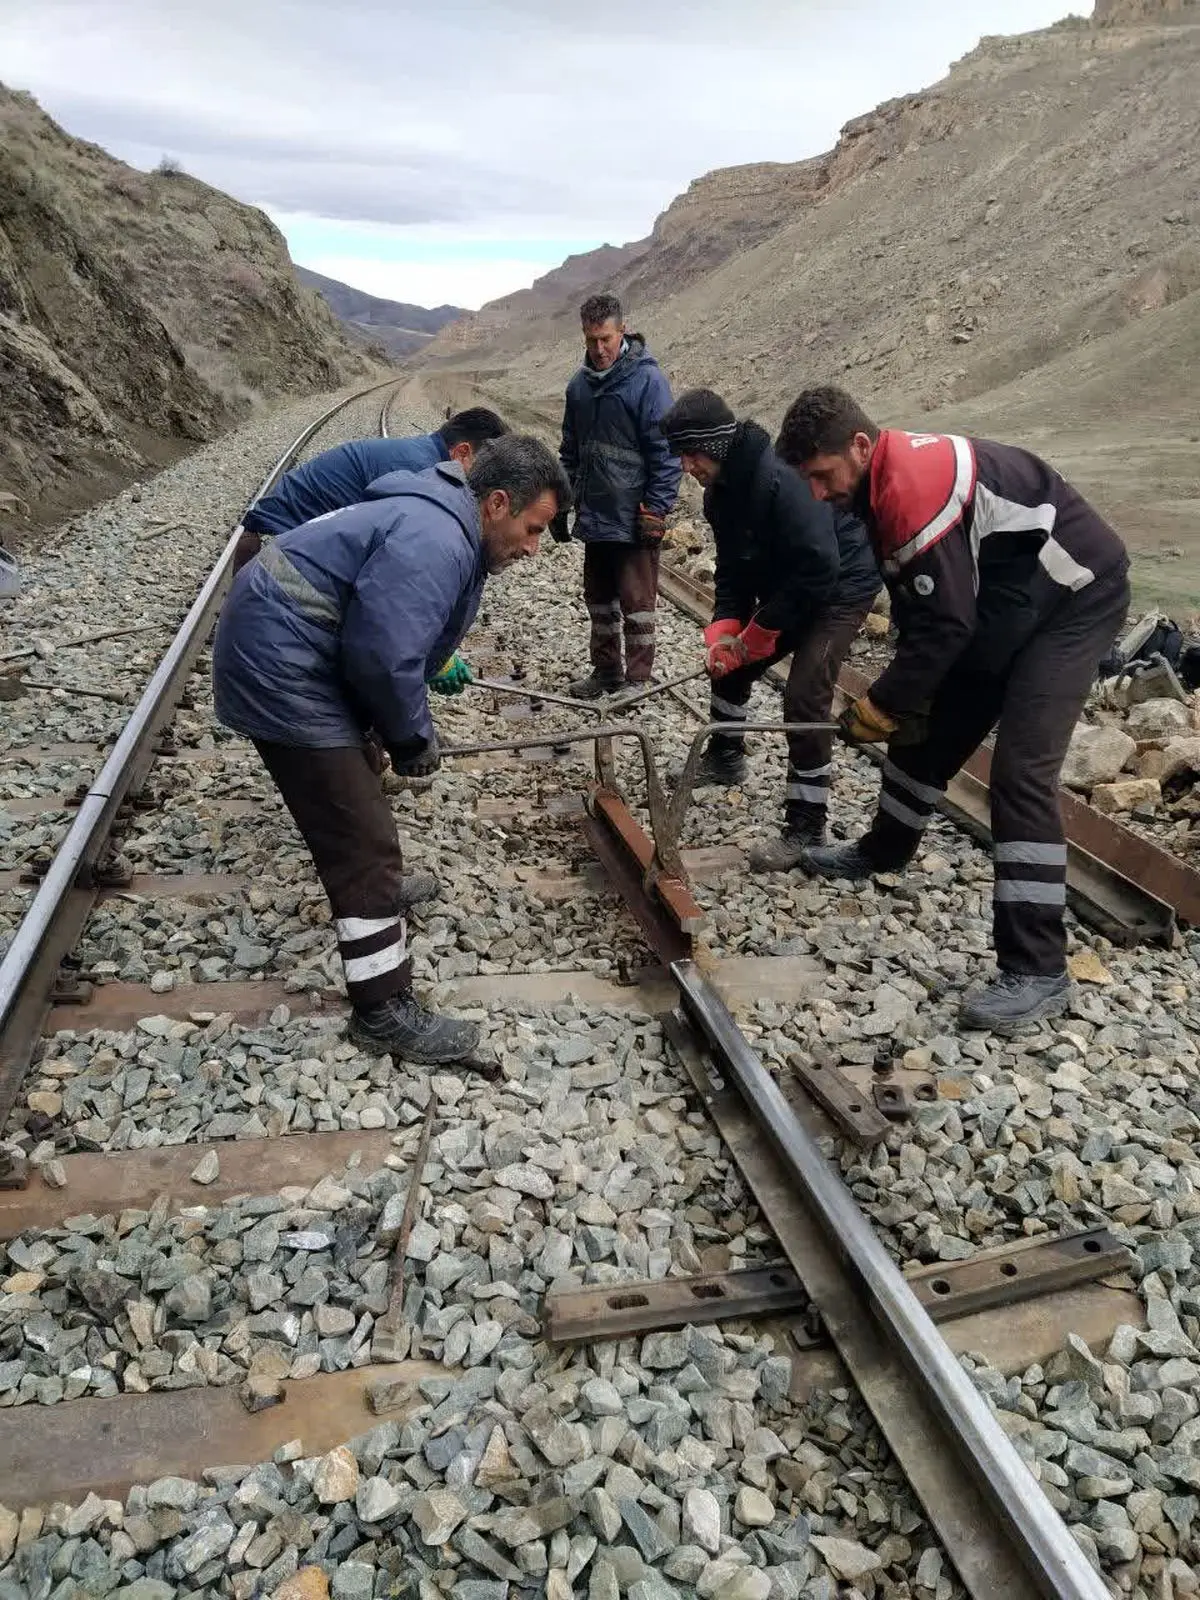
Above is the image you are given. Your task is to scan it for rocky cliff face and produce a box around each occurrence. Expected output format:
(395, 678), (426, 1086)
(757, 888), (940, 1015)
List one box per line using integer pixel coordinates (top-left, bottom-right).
(1094, 0), (1196, 22)
(0, 86), (375, 530)
(419, 3), (1200, 563)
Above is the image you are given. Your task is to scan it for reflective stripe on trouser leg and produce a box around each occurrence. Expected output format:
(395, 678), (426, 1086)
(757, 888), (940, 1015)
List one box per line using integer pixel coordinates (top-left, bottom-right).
(587, 600), (622, 674)
(992, 841), (1068, 975)
(583, 543), (624, 676)
(337, 913), (410, 1008)
(623, 608), (657, 682)
(709, 683), (751, 752)
(619, 544), (660, 682)
(785, 760), (831, 828)
(865, 754), (945, 866)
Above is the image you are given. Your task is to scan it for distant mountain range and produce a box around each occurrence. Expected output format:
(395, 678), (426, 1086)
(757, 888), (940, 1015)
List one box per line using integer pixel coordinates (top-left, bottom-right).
(294, 266), (465, 360)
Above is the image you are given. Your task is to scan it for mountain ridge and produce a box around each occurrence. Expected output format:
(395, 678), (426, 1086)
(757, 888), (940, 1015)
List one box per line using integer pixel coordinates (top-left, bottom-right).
(293, 266), (464, 359)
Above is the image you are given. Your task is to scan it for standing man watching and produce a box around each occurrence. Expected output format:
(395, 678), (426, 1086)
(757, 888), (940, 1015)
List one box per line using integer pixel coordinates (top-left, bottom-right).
(233, 407), (509, 571)
(775, 387), (1130, 1033)
(556, 293), (681, 697)
(213, 437), (570, 1064)
(660, 389), (878, 864)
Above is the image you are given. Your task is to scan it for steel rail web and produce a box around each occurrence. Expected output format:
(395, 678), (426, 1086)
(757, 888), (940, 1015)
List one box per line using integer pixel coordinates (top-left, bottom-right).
(672, 960), (1110, 1600)
(0, 377), (403, 1126)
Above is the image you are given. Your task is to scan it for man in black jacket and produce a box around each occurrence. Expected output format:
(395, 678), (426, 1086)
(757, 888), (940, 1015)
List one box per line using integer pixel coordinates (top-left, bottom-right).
(661, 389), (879, 867)
(775, 386), (1130, 1033)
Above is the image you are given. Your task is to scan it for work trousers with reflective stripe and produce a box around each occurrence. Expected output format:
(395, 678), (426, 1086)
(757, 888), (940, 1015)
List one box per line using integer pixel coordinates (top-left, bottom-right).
(583, 542), (660, 683)
(253, 741), (411, 1008)
(708, 599), (873, 830)
(859, 562), (1130, 975)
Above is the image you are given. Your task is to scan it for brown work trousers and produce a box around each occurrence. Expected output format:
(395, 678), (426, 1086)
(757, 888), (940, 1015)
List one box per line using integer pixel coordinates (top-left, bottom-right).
(253, 740), (411, 1008)
(583, 542), (661, 684)
(708, 598), (874, 829)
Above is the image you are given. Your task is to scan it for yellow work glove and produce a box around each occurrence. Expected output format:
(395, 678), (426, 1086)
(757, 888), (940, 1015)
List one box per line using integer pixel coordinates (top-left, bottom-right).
(839, 694), (898, 745)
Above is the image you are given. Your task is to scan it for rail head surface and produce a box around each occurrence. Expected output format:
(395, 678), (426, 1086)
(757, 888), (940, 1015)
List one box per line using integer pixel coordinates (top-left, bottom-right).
(671, 958), (1110, 1600)
(0, 378), (402, 1130)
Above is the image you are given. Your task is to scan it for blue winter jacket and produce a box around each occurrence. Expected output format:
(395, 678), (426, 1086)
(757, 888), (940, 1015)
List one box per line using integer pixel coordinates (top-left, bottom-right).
(559, 335), (681, 544)
(213, 461), (485, 751)
(242, 431), (449, 537)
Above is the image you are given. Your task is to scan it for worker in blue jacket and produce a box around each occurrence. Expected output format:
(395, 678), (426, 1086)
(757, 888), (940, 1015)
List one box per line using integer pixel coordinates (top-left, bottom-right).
(233, 406), (509, 569)
(233, 407), (510, 699)
(555, 293), (681, 696)
(213, 437), (571, 1064)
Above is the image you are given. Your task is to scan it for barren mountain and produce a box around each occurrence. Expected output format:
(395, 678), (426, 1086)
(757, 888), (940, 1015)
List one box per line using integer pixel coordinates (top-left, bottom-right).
(294, 266), (463, 359)
(422, 0), (1200, 605)
(0, 85), (377, 535)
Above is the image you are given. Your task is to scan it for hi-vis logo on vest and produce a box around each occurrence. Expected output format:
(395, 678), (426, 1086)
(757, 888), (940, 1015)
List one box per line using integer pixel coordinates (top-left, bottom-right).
(913, 573), (935, 596)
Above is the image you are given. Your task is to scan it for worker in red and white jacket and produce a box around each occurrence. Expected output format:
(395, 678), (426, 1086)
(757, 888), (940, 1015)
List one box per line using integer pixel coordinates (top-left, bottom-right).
(775, 386), (1130, 1034)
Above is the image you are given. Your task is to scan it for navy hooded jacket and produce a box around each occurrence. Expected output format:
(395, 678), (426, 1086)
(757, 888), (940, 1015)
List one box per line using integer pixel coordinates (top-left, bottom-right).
(213, 461), (485, 751)
(559, 335), (681, 544)
(242, 431), (450, 538)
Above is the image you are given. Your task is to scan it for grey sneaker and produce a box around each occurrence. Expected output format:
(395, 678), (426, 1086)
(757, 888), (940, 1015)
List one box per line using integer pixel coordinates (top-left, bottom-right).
(567, 670), (623, 700)
(748, 824), (824, 872)
(349, 995), (480, 1064)
(799, 839), (882, 881)
(398, 871), (438, 910)
(959, 971), (1072, 1035)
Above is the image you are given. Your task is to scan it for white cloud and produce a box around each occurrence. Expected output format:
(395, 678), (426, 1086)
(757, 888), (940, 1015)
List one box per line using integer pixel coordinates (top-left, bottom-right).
(3, 0), (1083, 307)
(301, 253), (556, 311)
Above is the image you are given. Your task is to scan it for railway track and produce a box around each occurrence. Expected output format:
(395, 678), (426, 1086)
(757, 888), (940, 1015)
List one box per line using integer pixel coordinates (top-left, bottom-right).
(0, 387), (1190, 1598)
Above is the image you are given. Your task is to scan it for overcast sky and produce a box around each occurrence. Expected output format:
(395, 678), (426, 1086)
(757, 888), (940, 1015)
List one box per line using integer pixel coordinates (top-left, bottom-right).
(5, 0), (1080, 310)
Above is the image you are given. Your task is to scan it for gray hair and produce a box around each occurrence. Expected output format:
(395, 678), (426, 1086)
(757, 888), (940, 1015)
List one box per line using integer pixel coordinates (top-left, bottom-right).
(468, 434), (571, 515)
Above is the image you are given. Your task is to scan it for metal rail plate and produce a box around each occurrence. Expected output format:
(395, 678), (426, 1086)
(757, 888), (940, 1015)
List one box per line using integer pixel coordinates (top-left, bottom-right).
(546, 1263), (810, 1342)
(545, 1232), (1124, 1346)
(788, 1052), (892, 1145)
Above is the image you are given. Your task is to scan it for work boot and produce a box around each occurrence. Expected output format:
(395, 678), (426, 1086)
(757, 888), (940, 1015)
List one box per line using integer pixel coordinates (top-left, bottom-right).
(567, 670), (623, 700)
(958, 971), (1072, 1035)
(398, 871), (438, 910)
(799, 838), (888, 881)
(349, 994), (480, 1064)
(688, 739), (747, 787)
(748, 819), (825, 872)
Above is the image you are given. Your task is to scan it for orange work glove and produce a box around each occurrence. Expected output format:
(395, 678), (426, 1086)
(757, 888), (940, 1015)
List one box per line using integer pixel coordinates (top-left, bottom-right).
(706, 618), (780, 679)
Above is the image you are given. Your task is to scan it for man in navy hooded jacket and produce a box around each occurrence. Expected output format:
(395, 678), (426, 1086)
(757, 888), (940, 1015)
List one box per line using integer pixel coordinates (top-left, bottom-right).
(232, 407), (509, 572)
(556, 293), (681, 696)
(213, 436), (570, 1065)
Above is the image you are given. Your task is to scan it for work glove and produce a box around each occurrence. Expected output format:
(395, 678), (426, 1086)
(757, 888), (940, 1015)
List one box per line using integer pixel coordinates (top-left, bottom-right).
(636, 506), (668, 547)
(839, 694), (899, 745)
(429, 653), (473, 696)
(388, 733), (441, 780)
(362, 734), (388, 776)
(549, 509), (572, 544)
(703, 617), (743, 649)
(706, 618), (780, 680)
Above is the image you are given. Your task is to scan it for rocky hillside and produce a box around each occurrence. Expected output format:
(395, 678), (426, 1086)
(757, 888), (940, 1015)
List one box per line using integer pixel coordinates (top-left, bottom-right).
(294, 266), (463, 360)
(0, 86), (377, 536)
(422, 0), (1200, 601)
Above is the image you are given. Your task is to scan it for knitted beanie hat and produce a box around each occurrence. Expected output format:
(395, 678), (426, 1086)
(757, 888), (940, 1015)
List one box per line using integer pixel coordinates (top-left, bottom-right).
(659, 388), (738, 460)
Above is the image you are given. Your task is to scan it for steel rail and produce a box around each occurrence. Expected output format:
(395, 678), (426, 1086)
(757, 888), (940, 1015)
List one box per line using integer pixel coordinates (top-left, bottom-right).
(0, 377), (403, 1130)
(672, 960), (1110, 1600)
